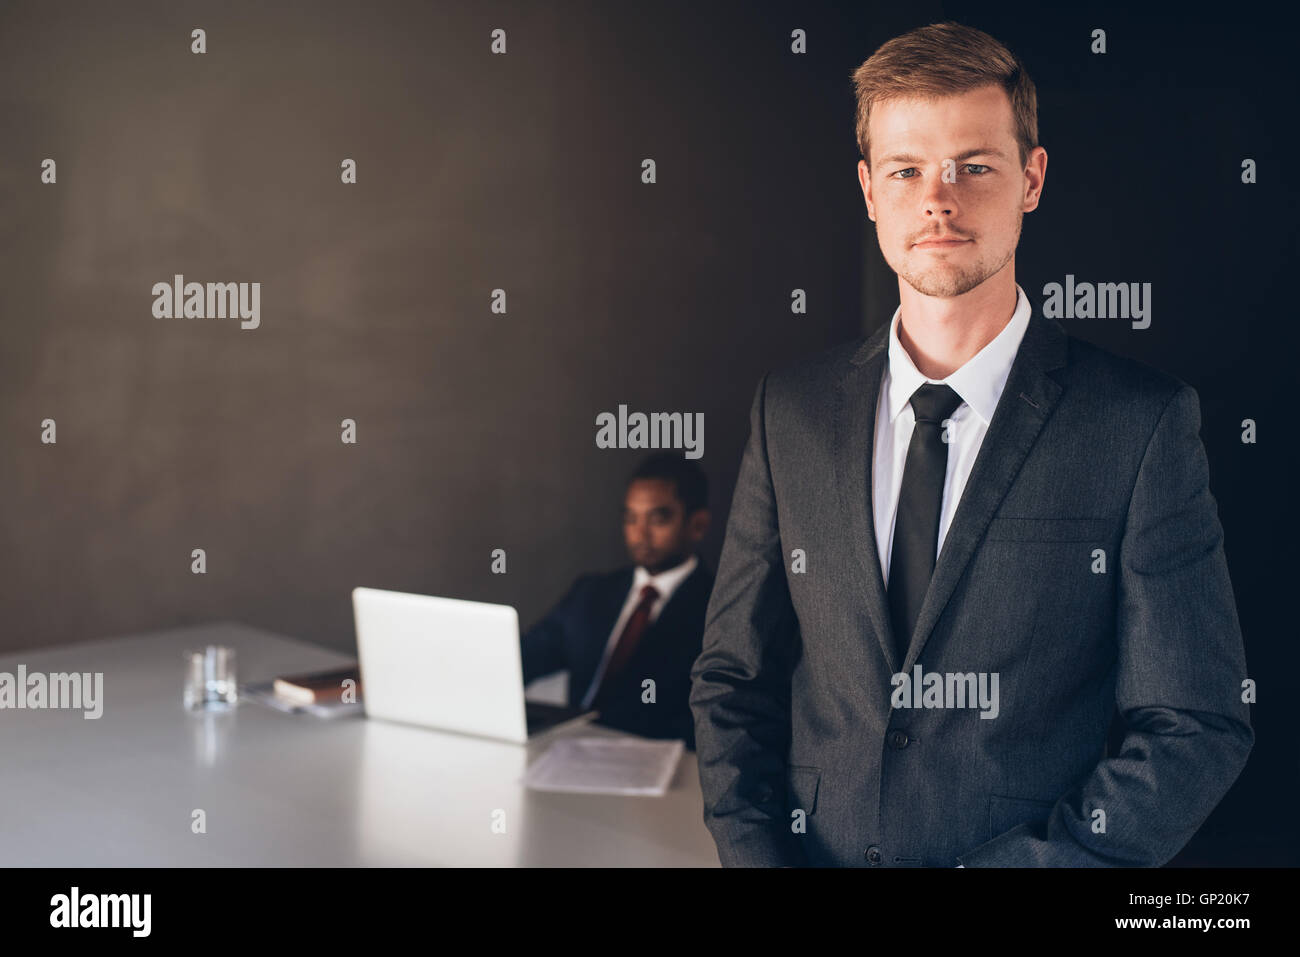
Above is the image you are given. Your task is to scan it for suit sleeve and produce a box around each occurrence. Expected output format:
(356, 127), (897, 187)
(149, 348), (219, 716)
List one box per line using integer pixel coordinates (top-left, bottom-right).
(689, 373), (805, 866)
(958, 384), (1254, 866)
(519, 575), (587, 686)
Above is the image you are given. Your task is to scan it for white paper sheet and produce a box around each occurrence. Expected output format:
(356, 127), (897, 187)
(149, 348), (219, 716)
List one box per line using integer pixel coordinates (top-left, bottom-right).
(524, 736), (684, 796)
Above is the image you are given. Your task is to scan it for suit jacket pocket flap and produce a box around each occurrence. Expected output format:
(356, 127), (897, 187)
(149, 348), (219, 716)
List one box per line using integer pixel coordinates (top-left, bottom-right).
(989, 793), (1055, 838)
(786, 765), (821, 815)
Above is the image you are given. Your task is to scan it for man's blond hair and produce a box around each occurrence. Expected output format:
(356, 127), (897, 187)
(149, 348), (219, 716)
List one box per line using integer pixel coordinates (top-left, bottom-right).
(852, 21), (1039, 171)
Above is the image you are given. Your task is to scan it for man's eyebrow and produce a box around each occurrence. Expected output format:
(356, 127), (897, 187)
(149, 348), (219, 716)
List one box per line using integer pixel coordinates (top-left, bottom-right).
(879, 147), (1011, 165)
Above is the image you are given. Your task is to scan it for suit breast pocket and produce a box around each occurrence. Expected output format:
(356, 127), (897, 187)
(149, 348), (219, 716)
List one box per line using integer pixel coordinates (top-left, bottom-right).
(785, 765), (821, 815)
(989, 793), (1055, 839)
(984, 517), (1110, 542)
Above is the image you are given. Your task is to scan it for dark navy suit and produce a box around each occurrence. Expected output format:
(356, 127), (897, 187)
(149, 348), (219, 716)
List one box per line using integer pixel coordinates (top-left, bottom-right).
(521, 558), (714, 749)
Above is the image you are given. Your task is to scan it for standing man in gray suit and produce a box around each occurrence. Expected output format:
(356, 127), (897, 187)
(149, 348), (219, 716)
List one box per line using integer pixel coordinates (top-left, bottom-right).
(689, 21), (1253, 867)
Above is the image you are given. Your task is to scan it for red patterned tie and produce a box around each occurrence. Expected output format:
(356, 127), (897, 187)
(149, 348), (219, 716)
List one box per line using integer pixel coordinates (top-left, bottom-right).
(592, 583), (660, 712)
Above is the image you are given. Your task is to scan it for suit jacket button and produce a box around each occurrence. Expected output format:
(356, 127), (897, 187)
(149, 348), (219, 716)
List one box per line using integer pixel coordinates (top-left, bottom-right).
(889, 730), (909, 749)
(865, 845), (882, 865)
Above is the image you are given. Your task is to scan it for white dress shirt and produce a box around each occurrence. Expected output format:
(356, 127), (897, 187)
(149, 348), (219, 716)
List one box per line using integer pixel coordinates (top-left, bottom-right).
(873, 283), (1032, 586)
(580, 553), (699, 710)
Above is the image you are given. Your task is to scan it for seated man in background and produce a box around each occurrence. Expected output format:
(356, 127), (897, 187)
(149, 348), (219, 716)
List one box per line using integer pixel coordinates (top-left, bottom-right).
(521, 453), (714, 749)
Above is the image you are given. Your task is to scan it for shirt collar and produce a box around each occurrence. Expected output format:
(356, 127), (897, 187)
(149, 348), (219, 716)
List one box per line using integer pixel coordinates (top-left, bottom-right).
(885, 283), (1032, 427)
(632, 553), (698, 600)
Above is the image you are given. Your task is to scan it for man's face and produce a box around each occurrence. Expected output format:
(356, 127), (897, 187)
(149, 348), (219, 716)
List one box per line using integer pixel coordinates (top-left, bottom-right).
(858, 84), (1045, 299)
(622, 478), (707, 575)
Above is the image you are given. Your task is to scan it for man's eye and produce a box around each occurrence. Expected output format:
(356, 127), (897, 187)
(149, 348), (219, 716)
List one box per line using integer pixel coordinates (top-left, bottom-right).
(892, 164), (990, 179)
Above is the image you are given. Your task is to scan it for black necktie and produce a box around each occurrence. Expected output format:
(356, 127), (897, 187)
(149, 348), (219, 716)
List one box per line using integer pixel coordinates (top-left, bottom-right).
(887, 383), (964, 664)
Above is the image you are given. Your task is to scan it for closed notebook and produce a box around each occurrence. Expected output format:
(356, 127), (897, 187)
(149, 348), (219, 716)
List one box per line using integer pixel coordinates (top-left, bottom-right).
(273, 667), (362, 706)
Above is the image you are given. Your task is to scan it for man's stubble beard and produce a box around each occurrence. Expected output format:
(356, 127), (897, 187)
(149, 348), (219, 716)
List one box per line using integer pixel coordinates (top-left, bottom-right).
(890, 208), (1023, 299)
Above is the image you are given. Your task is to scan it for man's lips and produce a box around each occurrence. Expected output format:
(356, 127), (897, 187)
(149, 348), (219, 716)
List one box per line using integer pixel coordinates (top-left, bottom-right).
(913, 236), (970, 248)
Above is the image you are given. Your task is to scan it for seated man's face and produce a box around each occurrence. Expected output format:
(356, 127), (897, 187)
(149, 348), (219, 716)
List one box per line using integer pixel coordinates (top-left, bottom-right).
(622, 478), (707, 575)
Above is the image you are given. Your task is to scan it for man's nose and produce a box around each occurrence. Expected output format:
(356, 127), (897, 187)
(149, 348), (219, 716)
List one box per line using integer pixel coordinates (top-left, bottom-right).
(922, 177), (959, 218)
(923, 202), (956, 218)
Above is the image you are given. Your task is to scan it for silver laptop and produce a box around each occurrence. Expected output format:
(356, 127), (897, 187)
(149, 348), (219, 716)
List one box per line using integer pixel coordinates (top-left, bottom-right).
(352, 586), (586, 744)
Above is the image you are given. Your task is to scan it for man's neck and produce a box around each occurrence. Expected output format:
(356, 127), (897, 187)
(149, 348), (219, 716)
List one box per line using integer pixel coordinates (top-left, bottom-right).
(640, 553), (694, 577)
(896, 274), (1018, 379)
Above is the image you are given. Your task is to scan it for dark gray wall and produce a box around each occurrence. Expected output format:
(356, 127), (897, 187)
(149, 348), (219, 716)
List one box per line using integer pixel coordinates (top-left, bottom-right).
(0, 0), (881, 654)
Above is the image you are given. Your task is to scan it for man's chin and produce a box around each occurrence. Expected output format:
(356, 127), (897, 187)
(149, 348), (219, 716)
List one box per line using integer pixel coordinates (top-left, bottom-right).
(634, 555), (681, 574)
(901, 268), (987, 299)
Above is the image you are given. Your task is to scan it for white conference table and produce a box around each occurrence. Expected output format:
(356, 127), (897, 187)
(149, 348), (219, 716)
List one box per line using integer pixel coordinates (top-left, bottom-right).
(0, 621), (720, 866)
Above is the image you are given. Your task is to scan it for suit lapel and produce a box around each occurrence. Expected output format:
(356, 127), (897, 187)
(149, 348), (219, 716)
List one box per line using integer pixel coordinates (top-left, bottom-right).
(590, 562), (709, 695)
(905, 310), (1067, 666)
(644, 562), (708, 646)
(835, 307), (1069, 674)
(573, 567), (635, 695)
(834, 321), (898, 674)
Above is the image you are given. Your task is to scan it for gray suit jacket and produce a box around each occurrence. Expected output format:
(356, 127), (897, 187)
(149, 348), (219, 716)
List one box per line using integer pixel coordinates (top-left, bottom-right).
(689, 308), (1253, 867)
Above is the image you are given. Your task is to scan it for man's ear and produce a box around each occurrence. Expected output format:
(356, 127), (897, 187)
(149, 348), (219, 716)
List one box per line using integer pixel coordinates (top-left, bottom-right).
(688, 509), (711, 541)
(858, 159), (875, 221)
